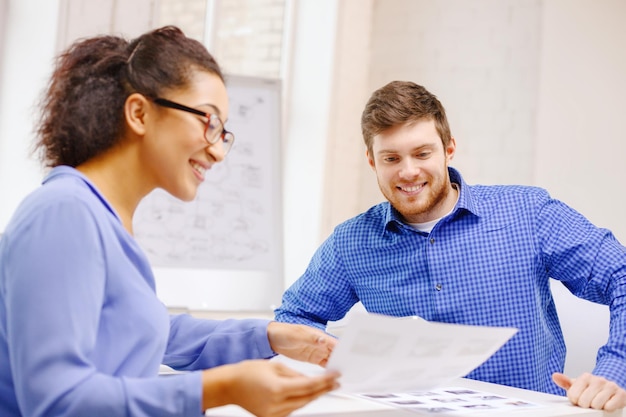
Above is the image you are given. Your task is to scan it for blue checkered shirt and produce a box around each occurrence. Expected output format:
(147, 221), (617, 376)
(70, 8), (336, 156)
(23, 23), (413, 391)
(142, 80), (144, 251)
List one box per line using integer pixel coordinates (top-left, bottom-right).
(275, 167), (626, 395)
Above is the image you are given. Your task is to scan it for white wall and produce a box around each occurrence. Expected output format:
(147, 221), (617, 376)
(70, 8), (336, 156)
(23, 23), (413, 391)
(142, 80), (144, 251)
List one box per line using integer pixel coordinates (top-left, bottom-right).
(0, 1), (7, 75)
(535, 0), (626, 240)
(0, 0), (155, 232)
(282, 0), (338, 283)
(0, 0), (60, 230)
(320, 0), (374, 240)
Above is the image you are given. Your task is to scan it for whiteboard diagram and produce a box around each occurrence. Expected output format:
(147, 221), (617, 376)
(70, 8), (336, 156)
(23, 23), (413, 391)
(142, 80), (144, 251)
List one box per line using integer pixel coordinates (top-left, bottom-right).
(133, 76), (283, 276)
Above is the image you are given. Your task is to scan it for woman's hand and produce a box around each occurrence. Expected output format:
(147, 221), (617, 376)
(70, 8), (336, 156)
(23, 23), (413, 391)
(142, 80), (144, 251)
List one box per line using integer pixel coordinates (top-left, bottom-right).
(267, 321), (337, 367)
(202, 360), (340, 417)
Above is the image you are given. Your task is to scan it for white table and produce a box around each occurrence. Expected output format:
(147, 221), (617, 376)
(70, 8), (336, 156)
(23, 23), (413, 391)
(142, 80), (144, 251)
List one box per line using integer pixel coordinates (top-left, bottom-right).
(205, 377), (623, 417)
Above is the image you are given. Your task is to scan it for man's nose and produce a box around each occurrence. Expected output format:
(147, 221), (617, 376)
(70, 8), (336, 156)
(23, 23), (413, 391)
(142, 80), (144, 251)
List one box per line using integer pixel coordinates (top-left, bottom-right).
(398, 158), (421, 178)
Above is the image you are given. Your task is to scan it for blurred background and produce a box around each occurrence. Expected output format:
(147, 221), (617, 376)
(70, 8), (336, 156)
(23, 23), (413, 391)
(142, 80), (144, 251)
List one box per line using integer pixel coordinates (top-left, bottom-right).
(1, 0), (624, 378)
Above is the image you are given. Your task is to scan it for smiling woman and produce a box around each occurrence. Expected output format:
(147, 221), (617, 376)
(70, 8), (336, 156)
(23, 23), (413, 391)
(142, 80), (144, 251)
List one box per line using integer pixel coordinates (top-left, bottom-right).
(0, 25), (339, 417)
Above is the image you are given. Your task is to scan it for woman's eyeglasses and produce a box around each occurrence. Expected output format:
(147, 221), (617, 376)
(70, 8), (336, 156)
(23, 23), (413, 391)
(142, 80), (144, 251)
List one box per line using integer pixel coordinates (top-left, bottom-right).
(153, 98), (235, 155)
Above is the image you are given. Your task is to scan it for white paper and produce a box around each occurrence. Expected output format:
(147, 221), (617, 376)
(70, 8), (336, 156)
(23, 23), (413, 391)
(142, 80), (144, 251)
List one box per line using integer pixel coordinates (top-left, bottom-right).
(326, 313), (517, 393)
(356, 386), (541, 413)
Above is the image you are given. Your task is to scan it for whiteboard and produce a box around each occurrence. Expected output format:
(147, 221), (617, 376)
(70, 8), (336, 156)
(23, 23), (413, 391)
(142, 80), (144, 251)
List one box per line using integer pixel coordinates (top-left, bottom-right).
(133, 75), (284, 311)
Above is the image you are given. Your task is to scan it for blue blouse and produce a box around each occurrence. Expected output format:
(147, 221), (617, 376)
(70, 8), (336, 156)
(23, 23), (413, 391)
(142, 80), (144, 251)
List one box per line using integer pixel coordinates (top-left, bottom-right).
(275, 167), (626, 395)
(0, 166), (274, 417)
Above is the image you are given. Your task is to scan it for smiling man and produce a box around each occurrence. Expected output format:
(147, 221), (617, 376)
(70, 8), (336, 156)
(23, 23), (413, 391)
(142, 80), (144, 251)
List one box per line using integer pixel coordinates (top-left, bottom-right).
(367, 116), (457, 225)
(274, 81), (626, 412)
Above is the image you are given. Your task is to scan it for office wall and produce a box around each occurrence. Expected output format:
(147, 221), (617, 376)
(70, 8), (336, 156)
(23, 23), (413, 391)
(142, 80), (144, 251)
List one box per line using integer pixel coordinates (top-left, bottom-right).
(56, 0), (156, 49)
(0, 0), (6, 83)
(282, 0), (339, 283)
(0, 0), (156, 231)
(0, 0), (60, 231)
(535, 0), (626, 240)
(0, 1), (5, 124)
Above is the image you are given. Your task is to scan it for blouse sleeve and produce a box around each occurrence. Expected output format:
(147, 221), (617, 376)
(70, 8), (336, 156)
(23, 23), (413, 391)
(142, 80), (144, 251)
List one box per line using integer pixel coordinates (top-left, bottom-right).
(164, 314), (275, 370)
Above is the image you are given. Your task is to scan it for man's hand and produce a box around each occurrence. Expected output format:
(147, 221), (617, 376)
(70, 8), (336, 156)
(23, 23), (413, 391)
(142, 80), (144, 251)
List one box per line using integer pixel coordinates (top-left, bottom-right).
(267, 322), (337, 367)
(553, 372), (626, 412)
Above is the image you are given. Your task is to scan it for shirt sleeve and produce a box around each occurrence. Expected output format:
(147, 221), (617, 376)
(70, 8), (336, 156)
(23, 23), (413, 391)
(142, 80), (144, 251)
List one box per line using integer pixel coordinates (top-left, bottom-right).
(535, 193), (626, 388)
(1, 198), (202, 417)
(163, 314), (275, 370)
(274, 233), (359, 329)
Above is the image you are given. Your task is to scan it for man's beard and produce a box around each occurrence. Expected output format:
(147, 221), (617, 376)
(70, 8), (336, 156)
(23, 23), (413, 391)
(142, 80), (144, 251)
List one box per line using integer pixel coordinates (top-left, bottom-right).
(379, 172), (450, 223)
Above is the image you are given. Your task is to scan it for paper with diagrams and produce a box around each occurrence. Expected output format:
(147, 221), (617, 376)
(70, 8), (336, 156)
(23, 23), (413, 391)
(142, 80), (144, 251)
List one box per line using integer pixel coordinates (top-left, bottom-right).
(326, 313), (518, 393)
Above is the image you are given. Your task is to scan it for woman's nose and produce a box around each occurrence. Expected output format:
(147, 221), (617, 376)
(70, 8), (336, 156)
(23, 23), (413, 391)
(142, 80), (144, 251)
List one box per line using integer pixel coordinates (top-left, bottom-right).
(206, 140), (226, 162)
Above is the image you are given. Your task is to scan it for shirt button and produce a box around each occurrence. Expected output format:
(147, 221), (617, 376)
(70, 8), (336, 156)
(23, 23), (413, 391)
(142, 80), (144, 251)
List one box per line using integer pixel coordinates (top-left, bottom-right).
(430, 238), (435, 244)
(435, 283), (442, 291)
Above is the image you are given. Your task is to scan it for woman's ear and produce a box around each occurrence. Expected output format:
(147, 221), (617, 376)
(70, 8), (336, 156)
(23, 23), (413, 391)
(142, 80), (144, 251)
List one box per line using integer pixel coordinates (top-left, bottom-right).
(124, 93), (150, 136)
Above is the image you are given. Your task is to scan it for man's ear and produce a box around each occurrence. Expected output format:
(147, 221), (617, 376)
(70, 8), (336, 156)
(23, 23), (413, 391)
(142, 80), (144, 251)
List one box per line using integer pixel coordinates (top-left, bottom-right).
(124, 93), (150, 136)
(446, 136), (456, 162)
(366, 149), (376, 170)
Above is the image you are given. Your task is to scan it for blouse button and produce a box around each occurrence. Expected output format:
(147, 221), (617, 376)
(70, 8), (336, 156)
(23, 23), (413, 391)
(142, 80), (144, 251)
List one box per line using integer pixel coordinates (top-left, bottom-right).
(435, 283), (442, 291)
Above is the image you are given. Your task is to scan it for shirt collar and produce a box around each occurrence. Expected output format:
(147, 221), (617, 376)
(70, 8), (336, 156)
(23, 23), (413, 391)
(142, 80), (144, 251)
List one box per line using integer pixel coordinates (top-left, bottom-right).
(43, 165), (122, 222)
(450, 166), (480, 217)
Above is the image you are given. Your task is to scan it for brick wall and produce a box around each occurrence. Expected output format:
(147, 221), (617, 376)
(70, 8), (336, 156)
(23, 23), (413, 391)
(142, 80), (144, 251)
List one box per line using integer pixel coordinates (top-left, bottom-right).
(157, 0), (207, 41)
(212, 0), (286, 78)
(157, 0), (287, 79)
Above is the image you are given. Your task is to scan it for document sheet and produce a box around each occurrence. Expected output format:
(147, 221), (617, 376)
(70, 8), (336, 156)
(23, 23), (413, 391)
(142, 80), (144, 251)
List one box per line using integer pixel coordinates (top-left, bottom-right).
(326, 313), (517, 393)
(356, 386), (540, 413)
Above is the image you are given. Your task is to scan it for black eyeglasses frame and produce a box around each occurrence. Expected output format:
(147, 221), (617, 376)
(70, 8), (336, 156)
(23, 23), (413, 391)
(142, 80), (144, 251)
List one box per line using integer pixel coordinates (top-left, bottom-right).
(153, 98), (234, 153)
